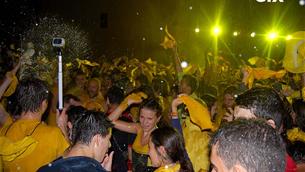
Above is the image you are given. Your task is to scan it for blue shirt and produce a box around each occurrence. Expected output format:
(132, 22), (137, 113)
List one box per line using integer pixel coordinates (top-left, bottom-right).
(38, 156), (108, 172)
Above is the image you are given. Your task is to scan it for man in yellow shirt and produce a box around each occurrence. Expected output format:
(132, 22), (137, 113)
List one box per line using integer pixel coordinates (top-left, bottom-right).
(0, 78), (69, 172)
(83, 78), (105, 111)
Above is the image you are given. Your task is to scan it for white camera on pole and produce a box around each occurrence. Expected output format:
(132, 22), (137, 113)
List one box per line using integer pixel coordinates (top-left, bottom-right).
(52, 38), (65, 48)
(52, 38), (65, 111)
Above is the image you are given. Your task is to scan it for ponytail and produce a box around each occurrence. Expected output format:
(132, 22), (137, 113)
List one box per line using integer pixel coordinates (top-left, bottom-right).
(178, 143), (194, 172)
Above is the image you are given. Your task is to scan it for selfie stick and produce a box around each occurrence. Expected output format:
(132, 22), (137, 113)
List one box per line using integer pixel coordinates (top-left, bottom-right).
(57, 49), (63, 111)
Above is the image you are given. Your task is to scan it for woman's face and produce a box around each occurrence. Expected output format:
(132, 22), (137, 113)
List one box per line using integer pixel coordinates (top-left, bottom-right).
(75, 74), (87, 88)
(139, 108), (159, 132)
(148, 139), (162, 167)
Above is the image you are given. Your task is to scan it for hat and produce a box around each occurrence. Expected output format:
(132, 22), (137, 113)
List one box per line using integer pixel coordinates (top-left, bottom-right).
(283, 31), (305, 73)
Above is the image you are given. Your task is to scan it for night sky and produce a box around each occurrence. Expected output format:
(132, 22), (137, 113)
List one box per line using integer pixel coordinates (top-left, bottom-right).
(1, 0), (305, 64)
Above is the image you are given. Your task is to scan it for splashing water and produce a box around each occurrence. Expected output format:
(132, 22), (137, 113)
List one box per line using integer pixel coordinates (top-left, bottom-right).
(24, 17), (91, 61)
(19, 17), (92, 84)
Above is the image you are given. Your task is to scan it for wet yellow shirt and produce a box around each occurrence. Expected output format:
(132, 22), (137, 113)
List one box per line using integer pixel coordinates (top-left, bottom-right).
(0, 118), (69, 172)
(132, 128), (148, 155)
(183, 117), (210, 172)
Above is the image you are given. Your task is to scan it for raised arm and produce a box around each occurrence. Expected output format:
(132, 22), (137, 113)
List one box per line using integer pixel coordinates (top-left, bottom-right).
(108, 92), (147, 121)
(0, 59), (21, 99)
(170, 96), (184, 134)
(112, 120), (140, 134)
(173, 47), (183, 74)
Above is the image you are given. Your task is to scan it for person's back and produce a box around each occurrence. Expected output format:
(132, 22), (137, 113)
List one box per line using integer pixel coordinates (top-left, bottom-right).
(1, 120), (69, 171)
(0, 78), (69, 172)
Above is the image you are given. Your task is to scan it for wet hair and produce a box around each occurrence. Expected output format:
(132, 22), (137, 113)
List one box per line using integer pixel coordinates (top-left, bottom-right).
(292, 99), (305, 131)
(139, 98), (169, 128)
(181, 74), (198, 94)
(139, 98), (162, 118)
(16, 78), (50, 113)
(210, 119), (286, 172)
(105, 86), (124, 105)
(66, 105), (86, 125)
(151, 126), (194, 172)
(71, 110), (113, 146)
(235, 87), (284, 129)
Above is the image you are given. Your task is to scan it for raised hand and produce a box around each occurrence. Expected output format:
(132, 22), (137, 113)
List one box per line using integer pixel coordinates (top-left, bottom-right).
(101, 151), (114, 171)
(56, 108), (68, 140)
(125, 92), (148, 105)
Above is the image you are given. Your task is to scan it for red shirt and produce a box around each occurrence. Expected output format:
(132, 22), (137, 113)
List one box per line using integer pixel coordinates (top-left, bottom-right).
(286, 154), (297, 172)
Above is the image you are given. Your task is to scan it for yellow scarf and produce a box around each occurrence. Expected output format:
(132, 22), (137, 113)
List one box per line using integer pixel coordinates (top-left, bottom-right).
(287, 128), (305, 143)
(179, 95), (214, 131)
(242, 66), (286, 89)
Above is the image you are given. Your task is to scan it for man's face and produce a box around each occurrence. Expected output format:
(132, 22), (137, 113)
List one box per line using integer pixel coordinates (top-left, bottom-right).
(95, 133), (111, 162)
(210, 145), (232, 172)
(223, 94), (235, 108)
(210, 145), (247, 172)
(87, 80), (99, 98)
(75, 74), (87, 88)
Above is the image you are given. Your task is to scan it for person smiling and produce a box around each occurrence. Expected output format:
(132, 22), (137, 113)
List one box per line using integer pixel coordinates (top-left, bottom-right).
(108, 92), (164, 172)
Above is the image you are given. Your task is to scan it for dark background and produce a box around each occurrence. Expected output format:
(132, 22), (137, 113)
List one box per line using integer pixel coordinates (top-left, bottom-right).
(1, 0), (305, 65)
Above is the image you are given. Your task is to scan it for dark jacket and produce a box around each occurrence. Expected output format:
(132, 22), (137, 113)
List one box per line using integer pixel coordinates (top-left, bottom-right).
(37, 156), (108, 172)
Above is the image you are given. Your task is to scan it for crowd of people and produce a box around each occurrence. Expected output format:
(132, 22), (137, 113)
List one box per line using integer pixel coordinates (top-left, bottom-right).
(0, 35), (305, 172)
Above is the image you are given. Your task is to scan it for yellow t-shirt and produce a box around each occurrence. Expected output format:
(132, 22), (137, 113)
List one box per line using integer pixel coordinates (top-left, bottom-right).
(132, 128), (149, 155)
(83, 93), (105, 112)
(0, 118), (69, 172)
(132, 128), (153, 167)
(183, 117), (210, 172)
